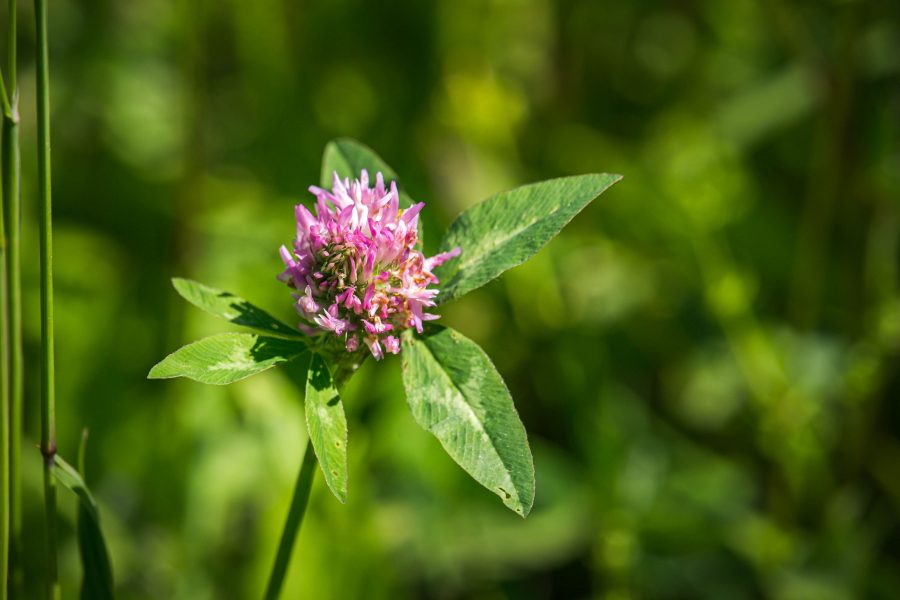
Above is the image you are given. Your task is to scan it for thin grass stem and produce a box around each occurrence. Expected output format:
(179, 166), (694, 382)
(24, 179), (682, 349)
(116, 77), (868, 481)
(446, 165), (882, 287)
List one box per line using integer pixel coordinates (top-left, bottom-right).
(34, 0), (59, 597)
(2, 2), (23, 594)
(0, 107), (10, 600)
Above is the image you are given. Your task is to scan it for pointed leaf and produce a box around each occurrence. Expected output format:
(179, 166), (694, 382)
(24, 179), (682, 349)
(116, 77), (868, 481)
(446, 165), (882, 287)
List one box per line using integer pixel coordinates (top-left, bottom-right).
(321, 138), (414, 208)
(401, 326), (535, 516)
(54, 456), (114, 600)
(148, 333), (307, 385)
(305, 353), (349, 502)
(435, 174), (622, 303)
(172, 278), (303, 339)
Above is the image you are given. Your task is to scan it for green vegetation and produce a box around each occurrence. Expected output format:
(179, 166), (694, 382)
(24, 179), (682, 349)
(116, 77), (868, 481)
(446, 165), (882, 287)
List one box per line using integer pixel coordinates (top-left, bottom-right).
(2, 0), (899, 598)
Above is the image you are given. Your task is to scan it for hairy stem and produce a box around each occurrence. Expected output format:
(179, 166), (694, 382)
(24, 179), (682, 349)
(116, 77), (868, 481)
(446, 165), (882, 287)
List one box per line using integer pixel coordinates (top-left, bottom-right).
(34, 0), (59, 597)
(263, 440), (317, 600)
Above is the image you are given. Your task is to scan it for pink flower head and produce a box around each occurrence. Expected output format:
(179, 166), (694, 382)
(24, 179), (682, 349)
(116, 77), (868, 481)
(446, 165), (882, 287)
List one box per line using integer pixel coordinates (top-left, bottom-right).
(279, 170), (461, 360)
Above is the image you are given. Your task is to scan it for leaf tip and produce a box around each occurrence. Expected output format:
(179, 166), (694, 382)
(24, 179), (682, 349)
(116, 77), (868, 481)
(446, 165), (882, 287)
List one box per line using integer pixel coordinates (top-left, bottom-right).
(147, 355), (179, 380)
(326, 480), (348, 504)
(592, 172), (624, 191)
(498, 485), (533, 518)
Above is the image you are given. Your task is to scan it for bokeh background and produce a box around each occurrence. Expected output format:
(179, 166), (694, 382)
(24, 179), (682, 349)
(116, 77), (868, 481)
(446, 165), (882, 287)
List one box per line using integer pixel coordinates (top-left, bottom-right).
(4, 0), (900, 598)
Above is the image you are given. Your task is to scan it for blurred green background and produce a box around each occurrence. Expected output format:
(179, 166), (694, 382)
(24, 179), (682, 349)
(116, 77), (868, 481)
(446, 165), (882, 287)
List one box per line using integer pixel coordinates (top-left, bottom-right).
(5, 0), (900, 598)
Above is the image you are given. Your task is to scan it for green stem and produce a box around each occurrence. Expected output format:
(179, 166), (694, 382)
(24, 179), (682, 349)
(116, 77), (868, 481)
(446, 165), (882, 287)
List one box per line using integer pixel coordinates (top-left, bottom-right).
(6, 0), (15, 93)
(0, 74), (8, 123)
(2, 2), (18, 597)
(1, 111), (18, 600)
(3, 2), (22, 590)
(0, 112), (10, 600)
(34, 0), (59, 598)
(263, 440), (317, 600)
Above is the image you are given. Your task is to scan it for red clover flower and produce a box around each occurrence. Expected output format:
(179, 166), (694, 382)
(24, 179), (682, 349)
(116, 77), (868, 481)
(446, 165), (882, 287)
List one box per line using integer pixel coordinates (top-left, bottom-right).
(152, 136), (618, 522)
(278, 170), (460, 360)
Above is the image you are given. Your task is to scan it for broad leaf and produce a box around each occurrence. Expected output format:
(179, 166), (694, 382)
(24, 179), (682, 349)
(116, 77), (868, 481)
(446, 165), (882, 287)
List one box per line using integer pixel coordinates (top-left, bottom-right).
(305, 353), (349, 502)
(172, 278), (303, 339)
(320, 138), (413, 208)
(401, 326), (535, 516)
(435, 174), (622, 303)
(148, 333), (307, 385)
(54, 456), (114, 600)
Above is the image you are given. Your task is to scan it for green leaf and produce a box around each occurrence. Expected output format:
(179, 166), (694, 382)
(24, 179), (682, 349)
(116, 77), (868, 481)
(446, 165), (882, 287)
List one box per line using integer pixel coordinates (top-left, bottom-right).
(172, 278), (303, 340)
(305, 353), (349, 502)
(320, 138), (413, 208)
(401, 326), (535, 517)
(435, 174), (622, 303)
(148, 333), (307, 385)
(54, 456), (114, 600)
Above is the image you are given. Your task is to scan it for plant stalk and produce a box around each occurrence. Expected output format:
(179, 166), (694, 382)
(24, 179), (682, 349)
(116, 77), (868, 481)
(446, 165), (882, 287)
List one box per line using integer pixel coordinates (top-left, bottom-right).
(35, 0), (59, 598)
(0, 104), (10, 600)
(263, 440), (317, 600)
(1, 109), (18, 600)
(3, 1), (23, 593)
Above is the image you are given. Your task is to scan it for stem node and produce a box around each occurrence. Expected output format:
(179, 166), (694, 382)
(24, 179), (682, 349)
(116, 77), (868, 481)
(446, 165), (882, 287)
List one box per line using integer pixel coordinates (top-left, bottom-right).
(41, 441), (57, 464)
